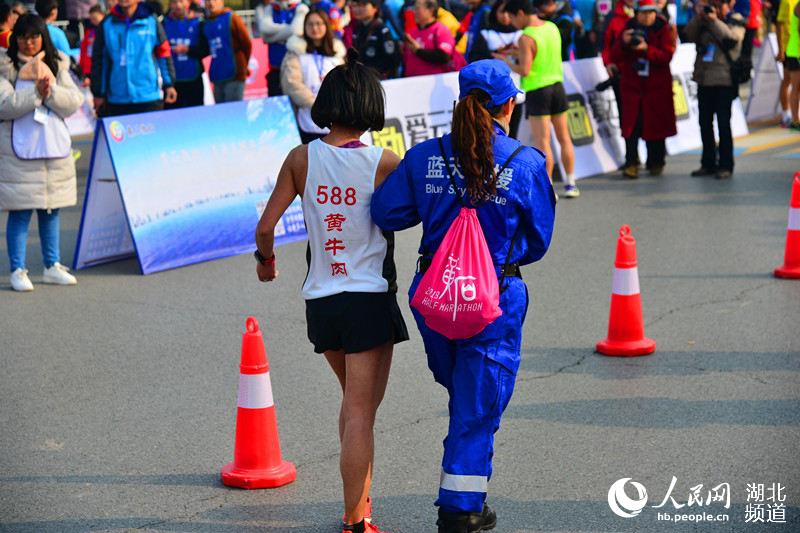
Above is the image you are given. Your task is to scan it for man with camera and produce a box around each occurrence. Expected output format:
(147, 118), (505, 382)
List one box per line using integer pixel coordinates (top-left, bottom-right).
(610, 0), (676, 179)
(685, 0), (746, 179)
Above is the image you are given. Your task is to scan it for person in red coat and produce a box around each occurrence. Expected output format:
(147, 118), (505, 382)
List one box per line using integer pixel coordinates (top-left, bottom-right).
(610, 0), (676, 178)
(602, 0), (634, 140)
(602, 0), (634, 76)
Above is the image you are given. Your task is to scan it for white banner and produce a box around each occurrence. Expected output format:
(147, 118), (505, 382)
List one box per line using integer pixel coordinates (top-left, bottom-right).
(746, 33), (782, 122)
(668, 43), (749, 154)
(368, 72), (461, 157)
(363, 46), (749, 179)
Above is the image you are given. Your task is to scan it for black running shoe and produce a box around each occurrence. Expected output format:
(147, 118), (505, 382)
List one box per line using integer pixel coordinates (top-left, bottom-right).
(691, 167), (716, 177)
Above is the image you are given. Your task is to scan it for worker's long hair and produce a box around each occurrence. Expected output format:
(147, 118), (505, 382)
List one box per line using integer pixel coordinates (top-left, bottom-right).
(450, 89), (505, 203)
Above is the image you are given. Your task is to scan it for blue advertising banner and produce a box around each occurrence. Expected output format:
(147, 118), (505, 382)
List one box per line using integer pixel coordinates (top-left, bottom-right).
(73, 97), (305, 274)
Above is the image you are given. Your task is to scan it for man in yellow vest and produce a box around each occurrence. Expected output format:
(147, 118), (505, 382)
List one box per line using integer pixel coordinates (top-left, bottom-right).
(499, 0), (579, 199)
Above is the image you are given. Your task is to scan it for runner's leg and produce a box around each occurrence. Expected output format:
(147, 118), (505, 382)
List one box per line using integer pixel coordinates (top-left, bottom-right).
(530, 115), (554, 178)
(790, 70), (800, 123)
(334, 343), (393, 525)
(552, 112), (575, 182)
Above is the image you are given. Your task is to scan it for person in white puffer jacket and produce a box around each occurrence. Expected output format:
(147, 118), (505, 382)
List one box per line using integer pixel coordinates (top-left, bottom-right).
(0, 15), (83, 292)
(280, 8), (346, 144)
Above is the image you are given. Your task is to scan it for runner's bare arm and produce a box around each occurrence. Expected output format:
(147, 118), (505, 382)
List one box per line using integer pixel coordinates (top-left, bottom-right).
(255, 146), (305, 280)
(499, 34), (535, 77)
(374, 149), (402, 189)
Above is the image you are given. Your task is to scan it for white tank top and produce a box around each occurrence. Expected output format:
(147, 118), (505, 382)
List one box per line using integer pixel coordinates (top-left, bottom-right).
(301, 139), (389, 300)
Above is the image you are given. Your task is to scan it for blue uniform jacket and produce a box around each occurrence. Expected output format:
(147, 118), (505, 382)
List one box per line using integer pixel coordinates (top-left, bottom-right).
(91, 4), (176, 104)
(163, 16), (202, 82)
(372, 127), (555, 273)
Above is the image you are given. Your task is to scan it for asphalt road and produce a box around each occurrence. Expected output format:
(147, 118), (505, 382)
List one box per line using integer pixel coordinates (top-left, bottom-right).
(1, 127), (799, 533)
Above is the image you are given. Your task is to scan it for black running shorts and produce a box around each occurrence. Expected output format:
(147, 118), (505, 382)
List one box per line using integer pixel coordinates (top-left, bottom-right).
(305, 291), (409, 354)
(525, 81), (569, 118)
(785, 57), (800, 71)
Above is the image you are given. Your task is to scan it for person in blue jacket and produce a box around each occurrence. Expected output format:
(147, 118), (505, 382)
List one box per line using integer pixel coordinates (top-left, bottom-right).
(163, 0), (204, 108)
(34, 0), (72, 56)
(371, 59), (556, 533)
(90, 0), (177, 117)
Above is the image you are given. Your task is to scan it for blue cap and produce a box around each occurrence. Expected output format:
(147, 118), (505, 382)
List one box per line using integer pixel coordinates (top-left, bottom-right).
(458, 59), (523, 108)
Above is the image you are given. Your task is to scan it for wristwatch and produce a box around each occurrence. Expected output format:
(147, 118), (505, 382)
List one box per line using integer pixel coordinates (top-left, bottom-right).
(254, 249), (275, 265)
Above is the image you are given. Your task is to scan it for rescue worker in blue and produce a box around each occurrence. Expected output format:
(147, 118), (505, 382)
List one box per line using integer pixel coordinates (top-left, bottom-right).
(194, 0), (252, 103)
(371, 59), (556, 533)
(163, 0), (204, 108)
(90, 0), (177, 117)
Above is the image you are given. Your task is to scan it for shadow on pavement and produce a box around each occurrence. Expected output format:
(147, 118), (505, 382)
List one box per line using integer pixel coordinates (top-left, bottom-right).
(519, 348), (800, 380)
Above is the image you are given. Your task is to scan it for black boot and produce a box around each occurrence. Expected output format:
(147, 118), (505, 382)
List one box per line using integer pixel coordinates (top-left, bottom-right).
(437, 504), (497, 533)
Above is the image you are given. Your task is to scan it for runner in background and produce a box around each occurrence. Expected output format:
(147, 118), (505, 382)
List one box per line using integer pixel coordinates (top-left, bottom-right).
(371, 59), (555, 533)
(501, 0), (580, 198)
(255, 50), (408, 533)
(163, 0), (205, 108)
(777, 0), (798, 126)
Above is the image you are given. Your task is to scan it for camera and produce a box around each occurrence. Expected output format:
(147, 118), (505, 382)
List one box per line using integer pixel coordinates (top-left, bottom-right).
(595, 74), (619, 92)
(629, 29), (646, 46)
(703, 5), (714, 13)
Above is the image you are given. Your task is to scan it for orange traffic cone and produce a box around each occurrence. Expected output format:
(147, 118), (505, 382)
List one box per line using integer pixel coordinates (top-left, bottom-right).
(774, 173), (800, 279)
(596, 225), (656, 357)
(221, 317), (296, 489)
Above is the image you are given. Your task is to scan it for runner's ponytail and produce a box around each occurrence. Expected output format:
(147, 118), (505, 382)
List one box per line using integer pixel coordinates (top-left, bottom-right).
(451, 90), (499, 203)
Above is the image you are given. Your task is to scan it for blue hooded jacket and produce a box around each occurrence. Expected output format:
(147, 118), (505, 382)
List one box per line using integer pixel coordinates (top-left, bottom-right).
(91, 3), (176, 104)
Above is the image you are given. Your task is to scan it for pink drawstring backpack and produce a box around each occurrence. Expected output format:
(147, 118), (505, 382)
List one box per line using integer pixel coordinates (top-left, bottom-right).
(411, 139), (523, 340)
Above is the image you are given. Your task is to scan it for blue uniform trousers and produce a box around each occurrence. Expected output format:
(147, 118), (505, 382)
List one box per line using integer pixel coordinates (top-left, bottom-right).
(410, 273), (527, 513)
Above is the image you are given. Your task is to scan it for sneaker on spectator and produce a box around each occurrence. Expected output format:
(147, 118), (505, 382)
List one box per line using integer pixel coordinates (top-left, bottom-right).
(563, 184), (580, 198)
(790, 122), (800, 132)
(648, 165), (664, 176)
(42, 263), (77, 285)
(10, 268), (34, 292)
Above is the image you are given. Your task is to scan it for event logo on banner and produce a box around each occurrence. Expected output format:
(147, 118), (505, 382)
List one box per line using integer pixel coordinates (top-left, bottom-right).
(566, 94), (595, 146)
(371, 118), (408, 157)
(672, 76), (690, 120)
(373, 73), (460, 153)
(73, 97), (304, 274)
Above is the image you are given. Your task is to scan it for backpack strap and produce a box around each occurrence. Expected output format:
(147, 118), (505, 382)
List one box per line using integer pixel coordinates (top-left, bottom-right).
(437, 137), (525, 291)
(438, 136), (465, 205)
